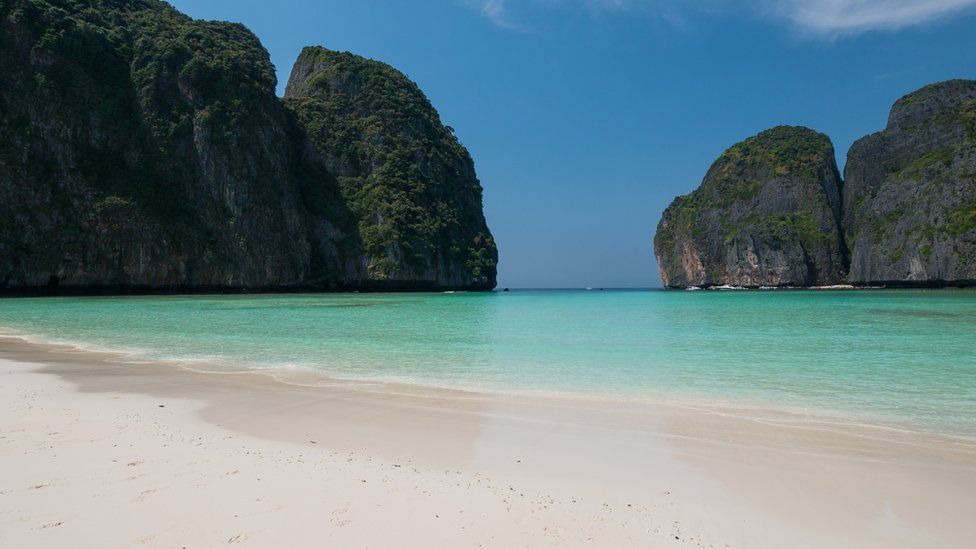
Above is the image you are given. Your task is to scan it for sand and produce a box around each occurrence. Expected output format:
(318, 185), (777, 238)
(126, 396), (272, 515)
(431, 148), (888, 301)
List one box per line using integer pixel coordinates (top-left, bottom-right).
(1, 336), (975, 548)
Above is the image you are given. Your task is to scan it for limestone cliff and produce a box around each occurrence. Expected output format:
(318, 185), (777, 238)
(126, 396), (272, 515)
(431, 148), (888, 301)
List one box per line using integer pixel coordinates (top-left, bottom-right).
(843, 80), (976, 285)
(0, 0), (496, 292)
(284, 47), (497, 289)
(654, 80), (976, 289)
(654, 126), (848, 288)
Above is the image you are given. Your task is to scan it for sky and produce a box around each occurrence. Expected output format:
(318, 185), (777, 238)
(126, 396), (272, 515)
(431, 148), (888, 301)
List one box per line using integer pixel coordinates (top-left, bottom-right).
(168, 0), (976, 288)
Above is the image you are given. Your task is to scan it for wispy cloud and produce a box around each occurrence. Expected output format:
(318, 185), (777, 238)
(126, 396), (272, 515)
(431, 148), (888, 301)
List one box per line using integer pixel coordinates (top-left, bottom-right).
(772, 0), (976, 35)
(477, 0), (522, 30)
(465, 0), (976, 36)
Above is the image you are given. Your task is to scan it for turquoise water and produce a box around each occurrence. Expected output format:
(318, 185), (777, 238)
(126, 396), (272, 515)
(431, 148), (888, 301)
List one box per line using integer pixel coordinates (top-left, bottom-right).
(1, 290), (975, 438)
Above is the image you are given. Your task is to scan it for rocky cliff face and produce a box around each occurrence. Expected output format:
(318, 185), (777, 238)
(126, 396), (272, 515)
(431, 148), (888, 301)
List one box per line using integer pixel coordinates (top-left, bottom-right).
(654, 126), (848, 288)
(655, 81), (976, 289)
(843, 80), (976, 285)
(284, 47), (497, 289)
(0, 0), (496, 292)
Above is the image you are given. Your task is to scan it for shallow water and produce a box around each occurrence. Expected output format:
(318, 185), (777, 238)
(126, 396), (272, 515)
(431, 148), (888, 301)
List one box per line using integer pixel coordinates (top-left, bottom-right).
(1, 290), (974, 438)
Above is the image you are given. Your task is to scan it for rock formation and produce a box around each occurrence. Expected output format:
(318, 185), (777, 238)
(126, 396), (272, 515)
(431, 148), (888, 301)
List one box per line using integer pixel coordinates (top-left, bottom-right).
(655, 80), (976, 289)
(844, 80), (976, 285)
(654, 126), (848, 288)
(0, 0), (496, 293)
(284, 47), (496, 289)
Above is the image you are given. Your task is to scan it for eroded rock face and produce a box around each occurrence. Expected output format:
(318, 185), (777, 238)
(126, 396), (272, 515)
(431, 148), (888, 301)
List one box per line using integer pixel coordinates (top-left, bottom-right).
(654, 80), (976, 289)
(654, 126), (848, 288)
(0, 1), (496, 292)
(843, 80), (976, 285)
(284, 47), (497, 290)
(0, 0), (319, 290)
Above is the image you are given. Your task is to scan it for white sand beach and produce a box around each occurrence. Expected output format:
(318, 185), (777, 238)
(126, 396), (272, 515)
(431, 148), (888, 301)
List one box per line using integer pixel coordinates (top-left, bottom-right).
(2, 336), (975, 548)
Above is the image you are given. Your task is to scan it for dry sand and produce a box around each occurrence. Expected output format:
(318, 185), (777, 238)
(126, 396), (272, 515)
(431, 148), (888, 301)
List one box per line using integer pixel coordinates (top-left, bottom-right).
(1, 336), (974, 548)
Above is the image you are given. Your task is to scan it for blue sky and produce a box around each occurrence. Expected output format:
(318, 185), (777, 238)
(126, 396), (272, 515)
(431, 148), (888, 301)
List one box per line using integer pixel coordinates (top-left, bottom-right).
(169, 0), (976, 288)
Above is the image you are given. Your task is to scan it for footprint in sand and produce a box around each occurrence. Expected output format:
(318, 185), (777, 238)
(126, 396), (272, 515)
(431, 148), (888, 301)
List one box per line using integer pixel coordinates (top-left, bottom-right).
(330, 506), (351, 527)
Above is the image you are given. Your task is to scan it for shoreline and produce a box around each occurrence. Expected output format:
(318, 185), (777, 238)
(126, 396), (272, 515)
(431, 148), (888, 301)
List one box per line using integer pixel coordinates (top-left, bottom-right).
(675, 283), (976, 290)
(0, 281), (499, 298)
(2, 283), (976, 300)
(1, 330), (971, 444)
(2, 336), (975, 547)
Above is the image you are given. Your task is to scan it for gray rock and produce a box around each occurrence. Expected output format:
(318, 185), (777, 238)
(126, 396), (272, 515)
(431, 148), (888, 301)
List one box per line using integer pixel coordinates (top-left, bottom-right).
(843, 80), (976, 285)
(0, 0), (496, 293)
(654, 126), (848, 288)
(284, 47), (497, 290)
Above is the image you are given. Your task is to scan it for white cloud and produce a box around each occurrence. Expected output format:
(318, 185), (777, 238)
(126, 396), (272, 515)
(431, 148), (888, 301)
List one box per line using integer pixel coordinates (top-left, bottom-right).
(479, 0), (516, 29)
(466, 0), (976, 36)
(773, 0), (976, 34)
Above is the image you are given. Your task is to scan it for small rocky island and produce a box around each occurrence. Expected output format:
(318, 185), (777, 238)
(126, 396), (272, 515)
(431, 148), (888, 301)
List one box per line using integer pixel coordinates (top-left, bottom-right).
(654, 126), (848, 288)
(655, 80), (976, 289)
(0, 0), (496, 293)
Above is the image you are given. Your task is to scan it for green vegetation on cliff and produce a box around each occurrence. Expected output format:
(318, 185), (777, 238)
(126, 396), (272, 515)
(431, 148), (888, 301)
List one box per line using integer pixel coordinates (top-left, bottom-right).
(654, 126), (848, 288)
(844, 79), (976, 283)
(663, 126), (837, 233)
(284, 47), (497, 285)
(948, 200), (976, 237)
(713, 126), (836, 192)
(2, 0), (290, 224)
(656, 79), (976, 289)
(0, 0), (497, 291)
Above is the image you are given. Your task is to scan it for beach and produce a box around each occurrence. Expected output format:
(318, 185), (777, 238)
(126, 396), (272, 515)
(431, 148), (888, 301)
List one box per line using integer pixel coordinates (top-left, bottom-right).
(3, 0), (975, 546)
(2, 336), (975, 548)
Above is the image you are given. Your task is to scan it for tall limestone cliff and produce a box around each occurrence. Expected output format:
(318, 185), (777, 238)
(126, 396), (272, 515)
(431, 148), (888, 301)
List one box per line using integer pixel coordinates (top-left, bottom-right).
(654, 126), (848, 288)
(0, 0), (324, 289)
(654, 81), (976, 289)
(284, 47), (497, 289)
(0, 0), (496, 292)
(843, 80), (976, 285)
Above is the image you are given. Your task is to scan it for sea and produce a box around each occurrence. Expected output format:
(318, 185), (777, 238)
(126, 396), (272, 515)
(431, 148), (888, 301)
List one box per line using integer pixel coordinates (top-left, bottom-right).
(1, 289), (974, 439)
